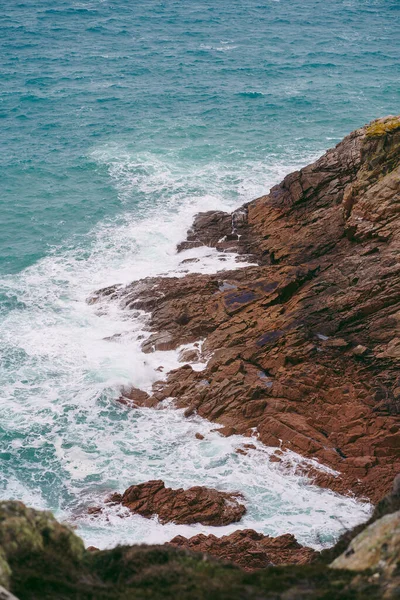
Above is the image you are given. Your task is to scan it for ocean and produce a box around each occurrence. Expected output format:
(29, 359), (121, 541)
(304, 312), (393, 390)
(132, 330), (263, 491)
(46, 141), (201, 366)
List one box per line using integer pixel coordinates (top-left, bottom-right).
(0, 0), (398, 549)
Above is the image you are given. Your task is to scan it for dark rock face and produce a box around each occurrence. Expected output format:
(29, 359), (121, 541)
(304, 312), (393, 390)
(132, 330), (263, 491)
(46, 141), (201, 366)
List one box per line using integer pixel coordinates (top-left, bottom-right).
(91, 116), (400, 503)
(2, 499), (399, 600)
(169, 529), (317, 571)
(105, 480), (246, 526)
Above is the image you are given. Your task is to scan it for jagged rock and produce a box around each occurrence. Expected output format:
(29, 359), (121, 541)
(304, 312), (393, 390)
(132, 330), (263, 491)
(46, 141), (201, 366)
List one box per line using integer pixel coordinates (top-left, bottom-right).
(169, 529), (317, 571)
(176, 208), (255, 258)
(105, 480), (246, 525)
(178, 348), (202, 363)
(176, 210), (232, 252)
(91, 116), (400, 502)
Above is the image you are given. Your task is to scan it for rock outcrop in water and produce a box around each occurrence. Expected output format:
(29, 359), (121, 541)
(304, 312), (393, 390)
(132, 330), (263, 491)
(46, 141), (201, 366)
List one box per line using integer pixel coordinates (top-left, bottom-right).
(92, 115), (400, 503)
(101, 480), (246, 526)
(169, 529), (317, 571)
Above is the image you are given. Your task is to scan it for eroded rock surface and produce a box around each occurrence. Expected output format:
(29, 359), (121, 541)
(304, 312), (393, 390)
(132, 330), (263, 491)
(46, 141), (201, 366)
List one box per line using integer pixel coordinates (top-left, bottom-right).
(91, 116), (400, 502)
(105, 480), (246, 526)
(169, 529), (317, 571)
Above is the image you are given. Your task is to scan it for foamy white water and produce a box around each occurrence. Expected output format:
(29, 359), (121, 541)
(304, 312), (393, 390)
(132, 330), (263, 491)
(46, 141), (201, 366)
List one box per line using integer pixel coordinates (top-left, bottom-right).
(0, 148), (371, 551)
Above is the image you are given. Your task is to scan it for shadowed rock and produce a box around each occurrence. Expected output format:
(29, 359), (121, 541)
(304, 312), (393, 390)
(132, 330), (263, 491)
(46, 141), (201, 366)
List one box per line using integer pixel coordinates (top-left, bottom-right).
(0, 499), (398, 599)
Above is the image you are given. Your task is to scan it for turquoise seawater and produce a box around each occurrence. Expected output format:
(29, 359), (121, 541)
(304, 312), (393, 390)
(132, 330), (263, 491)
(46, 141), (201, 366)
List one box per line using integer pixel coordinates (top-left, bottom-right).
(0, 0), (398, 548)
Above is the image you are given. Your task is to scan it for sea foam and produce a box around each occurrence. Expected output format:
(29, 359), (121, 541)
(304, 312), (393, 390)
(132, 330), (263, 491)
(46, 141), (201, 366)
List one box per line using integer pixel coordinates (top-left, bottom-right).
(0, 148), (371, 550)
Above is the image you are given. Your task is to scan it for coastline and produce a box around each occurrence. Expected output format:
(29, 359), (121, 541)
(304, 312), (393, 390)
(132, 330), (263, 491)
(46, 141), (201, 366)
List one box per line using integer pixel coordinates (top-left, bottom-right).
(92, 115), (400, 506)
(0, 116), (398, 599)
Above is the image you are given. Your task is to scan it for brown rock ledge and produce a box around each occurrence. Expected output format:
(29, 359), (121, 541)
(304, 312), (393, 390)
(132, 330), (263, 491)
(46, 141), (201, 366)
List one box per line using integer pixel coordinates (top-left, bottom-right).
(169, 529), (317, 571)
(103, 479), (246, 526)
(90, 116), (400, 503)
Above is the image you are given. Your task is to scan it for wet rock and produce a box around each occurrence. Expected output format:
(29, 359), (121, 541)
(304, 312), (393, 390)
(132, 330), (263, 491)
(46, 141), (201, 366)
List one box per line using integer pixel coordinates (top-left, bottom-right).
(180, 257), (200, 264)
(87, 506), (102, 516)
(216, 426), (237, 437)
(169, 529), (317, 571)
(141, 331), (176, 352)
(269, 454), (282, 463)
(91, 117), (400, 502)
(176, 211), (234, 252)
(118, 386), (150, 406)
(195, 433), (204, 440)
(178, 348), (202, 363)
(106, 480), (246, 526)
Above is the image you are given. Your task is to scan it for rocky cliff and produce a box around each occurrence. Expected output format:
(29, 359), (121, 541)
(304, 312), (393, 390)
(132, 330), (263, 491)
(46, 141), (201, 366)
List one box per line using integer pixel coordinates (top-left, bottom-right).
(92, 115), (400, 503)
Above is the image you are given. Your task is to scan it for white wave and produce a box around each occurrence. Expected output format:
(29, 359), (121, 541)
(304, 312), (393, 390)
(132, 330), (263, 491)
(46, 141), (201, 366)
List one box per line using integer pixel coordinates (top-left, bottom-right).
(70, 411), (371, 550)
(0, 147), (371, 550)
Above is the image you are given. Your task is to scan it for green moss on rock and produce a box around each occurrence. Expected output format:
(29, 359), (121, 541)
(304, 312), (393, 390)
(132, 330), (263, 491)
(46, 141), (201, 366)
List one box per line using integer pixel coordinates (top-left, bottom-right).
(365, 115), (400, 138)
(0, 502), (84, 563)
(0, 548), (12, 589)
(0, 501), (395, 600)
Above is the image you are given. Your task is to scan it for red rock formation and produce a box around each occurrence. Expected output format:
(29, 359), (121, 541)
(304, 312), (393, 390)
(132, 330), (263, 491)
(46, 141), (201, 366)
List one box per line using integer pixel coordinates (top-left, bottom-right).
(169, 529), (317, 571)
(106, 480), (246, 526)
(90, 116), (400, 503)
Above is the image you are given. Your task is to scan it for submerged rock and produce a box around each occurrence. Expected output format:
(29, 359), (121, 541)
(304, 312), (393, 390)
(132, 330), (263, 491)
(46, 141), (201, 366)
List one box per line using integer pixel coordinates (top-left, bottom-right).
(105, 479), (246, 525)
(169, 529), (317, 571)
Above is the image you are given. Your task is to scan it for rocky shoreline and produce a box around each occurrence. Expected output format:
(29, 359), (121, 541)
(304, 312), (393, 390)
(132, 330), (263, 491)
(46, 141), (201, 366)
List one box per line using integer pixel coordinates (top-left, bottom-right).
(1, 116), (399, 599)
(91, 115), (400, 505)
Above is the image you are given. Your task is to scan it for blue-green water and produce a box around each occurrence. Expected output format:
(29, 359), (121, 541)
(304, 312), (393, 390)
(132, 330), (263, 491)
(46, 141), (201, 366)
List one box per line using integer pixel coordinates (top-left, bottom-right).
(0, 0), (398, 548)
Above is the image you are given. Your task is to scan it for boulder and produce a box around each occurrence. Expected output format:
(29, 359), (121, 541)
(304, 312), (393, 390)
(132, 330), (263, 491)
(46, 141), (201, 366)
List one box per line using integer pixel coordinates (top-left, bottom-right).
(106, 480), (246, 526)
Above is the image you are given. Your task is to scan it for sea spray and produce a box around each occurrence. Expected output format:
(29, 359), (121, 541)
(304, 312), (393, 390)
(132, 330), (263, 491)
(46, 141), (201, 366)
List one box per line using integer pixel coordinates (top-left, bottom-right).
(0, 150), (371, 550)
